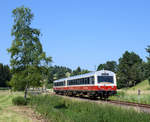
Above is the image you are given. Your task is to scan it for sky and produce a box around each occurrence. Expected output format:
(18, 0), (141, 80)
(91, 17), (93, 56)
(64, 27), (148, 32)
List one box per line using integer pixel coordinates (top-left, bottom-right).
(0, 0), (150, 71)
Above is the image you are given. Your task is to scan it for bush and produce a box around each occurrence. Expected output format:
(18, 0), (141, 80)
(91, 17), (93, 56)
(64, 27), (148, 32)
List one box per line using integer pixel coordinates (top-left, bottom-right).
(116, 91), (125, 97)
(148, 77), (150, 85)
(46, 83), (53, 89)
(12, 96), (27, 105)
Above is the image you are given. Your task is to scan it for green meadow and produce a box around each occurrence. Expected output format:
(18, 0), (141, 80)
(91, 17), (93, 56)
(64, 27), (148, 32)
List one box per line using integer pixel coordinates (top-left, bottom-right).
(0, 90), (32, 122)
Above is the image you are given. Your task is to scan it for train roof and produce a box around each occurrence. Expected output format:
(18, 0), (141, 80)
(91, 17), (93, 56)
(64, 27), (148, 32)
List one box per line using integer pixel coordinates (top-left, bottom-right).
(53, 70), (115, 83)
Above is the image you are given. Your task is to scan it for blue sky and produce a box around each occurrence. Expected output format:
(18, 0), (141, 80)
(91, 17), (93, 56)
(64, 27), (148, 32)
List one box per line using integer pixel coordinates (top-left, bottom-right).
(0, 0), (150, 70)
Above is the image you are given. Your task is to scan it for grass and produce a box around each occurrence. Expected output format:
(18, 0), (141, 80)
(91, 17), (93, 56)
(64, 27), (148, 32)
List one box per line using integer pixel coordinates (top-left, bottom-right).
(110, 91), (150, 104)
(0, 90), (32, 122)
(128, 80), (150, 91)
(110, 80), (150, 104)
(30, 94), (150, 122)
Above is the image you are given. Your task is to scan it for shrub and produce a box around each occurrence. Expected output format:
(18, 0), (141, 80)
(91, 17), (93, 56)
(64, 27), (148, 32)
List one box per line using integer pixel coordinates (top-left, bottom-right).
(148, 77), (150, 85)
(12, 96), (27, 105)
(117, 91), (125, 97)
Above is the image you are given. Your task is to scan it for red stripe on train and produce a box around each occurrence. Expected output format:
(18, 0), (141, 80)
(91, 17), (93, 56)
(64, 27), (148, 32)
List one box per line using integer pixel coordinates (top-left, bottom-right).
(53, 86), (117, 91)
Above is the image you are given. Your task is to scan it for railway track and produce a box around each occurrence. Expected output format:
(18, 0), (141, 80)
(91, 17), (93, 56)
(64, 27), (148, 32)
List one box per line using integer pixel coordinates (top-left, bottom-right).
(107, 100), (150, 109)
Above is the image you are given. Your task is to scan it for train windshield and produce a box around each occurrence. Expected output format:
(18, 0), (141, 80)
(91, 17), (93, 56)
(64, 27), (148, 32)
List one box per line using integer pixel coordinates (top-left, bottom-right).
(97, 76), (114, 84)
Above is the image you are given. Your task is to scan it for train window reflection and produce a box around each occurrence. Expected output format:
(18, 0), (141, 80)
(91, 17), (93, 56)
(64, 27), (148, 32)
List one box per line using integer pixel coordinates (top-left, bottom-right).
(98, 76), (113, 83)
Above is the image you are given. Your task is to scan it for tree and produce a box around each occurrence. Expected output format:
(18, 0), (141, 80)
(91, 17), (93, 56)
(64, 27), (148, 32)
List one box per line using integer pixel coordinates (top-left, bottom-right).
(97, 64), (105, 71)
(0, 63), (11, 87)
(146, 46), (150, 84)
(117, 51), (143, 88)
(71, 67), (90, 76)
(8, 6), (52, 99)
(97, 61), (117, 73)
(71, 67), (81, 76)
(47, 65), (72, 83)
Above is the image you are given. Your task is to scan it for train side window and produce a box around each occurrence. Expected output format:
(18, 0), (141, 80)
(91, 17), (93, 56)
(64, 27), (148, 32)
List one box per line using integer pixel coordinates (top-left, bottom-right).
(89, 76), (94, 84)
(80, 79), (81, 85)
(74, 80), (75, 85)
(84, 78), (86, 84)
(72, 80), (74, 85)
(76, 79), (78, 85)
(86, 78), (88, 84)
(82, 78), (85, 84)
(80, 78), (83, 85)
(75, 79), (77, 85)
(80, 79), (82, 84)
(68, 80), (69, 85)
(79, 79), (81, 85)
(87, 78), (89, 84)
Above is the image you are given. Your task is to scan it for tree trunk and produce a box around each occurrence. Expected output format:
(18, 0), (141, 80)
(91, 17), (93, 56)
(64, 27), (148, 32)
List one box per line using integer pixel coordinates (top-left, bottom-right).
(24, 85), (28, 100)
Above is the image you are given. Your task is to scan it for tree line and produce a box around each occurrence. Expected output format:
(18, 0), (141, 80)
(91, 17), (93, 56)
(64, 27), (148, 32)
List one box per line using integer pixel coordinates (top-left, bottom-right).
(0, 63), (11, 87)
(97, 49), (150, 89)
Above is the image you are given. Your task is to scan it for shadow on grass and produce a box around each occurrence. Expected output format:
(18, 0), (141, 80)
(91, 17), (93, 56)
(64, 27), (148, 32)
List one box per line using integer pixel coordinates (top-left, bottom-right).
(54, 103), (68, 109)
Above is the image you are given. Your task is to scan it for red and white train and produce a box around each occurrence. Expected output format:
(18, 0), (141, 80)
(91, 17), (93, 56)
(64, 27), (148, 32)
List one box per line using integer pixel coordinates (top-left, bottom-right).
(53, 70), (117, 99)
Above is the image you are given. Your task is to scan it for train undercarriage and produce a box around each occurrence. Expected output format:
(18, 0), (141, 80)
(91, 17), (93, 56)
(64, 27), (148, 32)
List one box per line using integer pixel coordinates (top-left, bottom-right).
(54, 90), (117, 99)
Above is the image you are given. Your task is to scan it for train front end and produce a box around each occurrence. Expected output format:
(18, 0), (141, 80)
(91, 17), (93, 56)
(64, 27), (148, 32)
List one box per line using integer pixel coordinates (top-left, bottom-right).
(95, 70), (117, 99)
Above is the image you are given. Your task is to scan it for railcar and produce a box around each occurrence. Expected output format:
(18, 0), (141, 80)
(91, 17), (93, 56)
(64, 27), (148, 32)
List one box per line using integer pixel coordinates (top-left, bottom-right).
(53, 70), (117, 99)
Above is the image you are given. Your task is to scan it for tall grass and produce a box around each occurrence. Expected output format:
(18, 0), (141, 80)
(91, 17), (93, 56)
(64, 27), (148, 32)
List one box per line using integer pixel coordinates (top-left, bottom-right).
(30, 95), (150, 122)
(110, 91), (150, 104)
(0, 90), (32, 122)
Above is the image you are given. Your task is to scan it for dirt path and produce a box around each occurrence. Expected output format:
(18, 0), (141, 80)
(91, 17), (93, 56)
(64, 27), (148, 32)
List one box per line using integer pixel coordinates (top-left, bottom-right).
(8, 106), (47, 122)
(0, 91), (47, 122)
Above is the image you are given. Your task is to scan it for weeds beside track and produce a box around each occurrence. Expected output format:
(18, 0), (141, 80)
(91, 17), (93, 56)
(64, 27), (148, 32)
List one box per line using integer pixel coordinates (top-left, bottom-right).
(29, 94), (150, 122)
